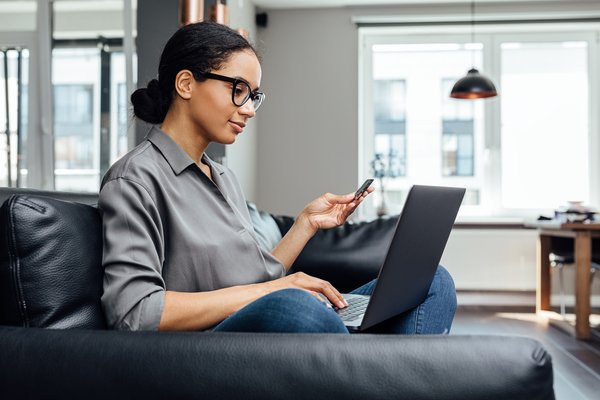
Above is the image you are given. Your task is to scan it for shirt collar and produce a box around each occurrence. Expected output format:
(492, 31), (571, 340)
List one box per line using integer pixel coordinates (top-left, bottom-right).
(146, 125), (225, 176)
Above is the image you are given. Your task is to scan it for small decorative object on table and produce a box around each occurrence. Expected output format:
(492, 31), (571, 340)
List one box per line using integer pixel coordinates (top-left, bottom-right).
(554, 201), (598, 223)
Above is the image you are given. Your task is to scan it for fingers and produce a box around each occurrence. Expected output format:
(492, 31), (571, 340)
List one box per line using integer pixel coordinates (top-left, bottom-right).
(310, 291), (333, 308)
(356, 186), (375, 200)
(289, 273), (348, 309)
(320, 284), (348, 309)
(324, 192), (355, 204)
(311, 277), (347, 308)
(324, 186), (374, 206)
(346, 188), (371, 212)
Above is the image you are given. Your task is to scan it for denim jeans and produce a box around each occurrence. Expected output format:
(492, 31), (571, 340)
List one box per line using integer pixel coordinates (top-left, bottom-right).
(213, 265), (457, 334)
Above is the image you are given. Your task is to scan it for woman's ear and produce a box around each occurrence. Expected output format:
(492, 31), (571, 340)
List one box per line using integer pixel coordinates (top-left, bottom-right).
(174, 70), (194, 100)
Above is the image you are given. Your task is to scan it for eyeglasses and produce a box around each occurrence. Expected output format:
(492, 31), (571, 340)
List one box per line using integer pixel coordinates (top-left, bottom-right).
(196, 72), (265, 111)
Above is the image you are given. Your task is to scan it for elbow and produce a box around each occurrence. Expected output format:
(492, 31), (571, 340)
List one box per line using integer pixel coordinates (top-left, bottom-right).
(102, 290), (165, 331)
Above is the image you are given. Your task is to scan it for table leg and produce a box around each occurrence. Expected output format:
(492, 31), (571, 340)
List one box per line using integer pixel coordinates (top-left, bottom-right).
(574, 231), (592, 340)
(536, 234), (552, 313)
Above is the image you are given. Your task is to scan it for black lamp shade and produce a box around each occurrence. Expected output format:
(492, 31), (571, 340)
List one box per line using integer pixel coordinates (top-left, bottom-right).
(450, 68), (498, 99)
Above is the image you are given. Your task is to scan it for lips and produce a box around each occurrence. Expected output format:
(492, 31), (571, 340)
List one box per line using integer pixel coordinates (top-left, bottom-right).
(229, 120), (246, 133)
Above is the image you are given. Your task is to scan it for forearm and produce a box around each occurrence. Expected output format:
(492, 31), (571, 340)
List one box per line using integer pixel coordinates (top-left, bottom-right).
(159, 283), (272, 331)
(271, 216), (317, 271)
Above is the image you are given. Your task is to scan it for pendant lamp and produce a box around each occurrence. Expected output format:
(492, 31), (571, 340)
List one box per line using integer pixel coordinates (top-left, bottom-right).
(450, 0), (497, 99)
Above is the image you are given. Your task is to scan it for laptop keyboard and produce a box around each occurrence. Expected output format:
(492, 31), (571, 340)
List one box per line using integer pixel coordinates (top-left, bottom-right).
(336, 296), (369, 322)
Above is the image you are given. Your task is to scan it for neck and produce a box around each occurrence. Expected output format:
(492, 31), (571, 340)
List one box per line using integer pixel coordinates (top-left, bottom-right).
(160, 106), (209, 165)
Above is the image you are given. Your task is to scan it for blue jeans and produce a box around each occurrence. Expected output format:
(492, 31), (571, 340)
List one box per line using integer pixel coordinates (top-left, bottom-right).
(213, 265), (457, 334)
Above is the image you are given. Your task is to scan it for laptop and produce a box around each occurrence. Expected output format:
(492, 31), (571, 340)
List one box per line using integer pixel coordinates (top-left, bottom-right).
(336, 185), (465, 332)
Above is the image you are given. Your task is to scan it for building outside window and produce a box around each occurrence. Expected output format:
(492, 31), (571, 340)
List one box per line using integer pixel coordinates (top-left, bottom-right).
(52, 47), (135, 192)
(54, 83), (94, 170)
(441, 78), (475, 178)
(374, 79), (406, 178)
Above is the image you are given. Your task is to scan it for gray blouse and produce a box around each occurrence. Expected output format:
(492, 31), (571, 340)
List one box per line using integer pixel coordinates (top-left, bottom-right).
(99, 126), (285, 331)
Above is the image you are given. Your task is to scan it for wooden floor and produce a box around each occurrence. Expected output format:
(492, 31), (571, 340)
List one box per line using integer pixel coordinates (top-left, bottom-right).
(452, 305), (600, 400)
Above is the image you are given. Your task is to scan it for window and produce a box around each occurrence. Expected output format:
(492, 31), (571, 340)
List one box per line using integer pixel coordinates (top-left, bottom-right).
(0, 0), (136, 192)
(500, 40), (590, 210)
(360, 25), (599, 217)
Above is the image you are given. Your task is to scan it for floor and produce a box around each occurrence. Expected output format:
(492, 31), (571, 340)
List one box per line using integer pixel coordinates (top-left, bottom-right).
(453, 292), (600, 400)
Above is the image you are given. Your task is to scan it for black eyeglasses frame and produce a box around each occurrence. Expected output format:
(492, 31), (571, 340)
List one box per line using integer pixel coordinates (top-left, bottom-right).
(195, 71), (265, 110)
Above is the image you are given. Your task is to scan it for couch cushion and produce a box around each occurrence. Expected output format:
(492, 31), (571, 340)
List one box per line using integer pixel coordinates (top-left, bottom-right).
(272, 214), (399, 292)
(0, 195), (106, 329)
(247, 202), (282, 251)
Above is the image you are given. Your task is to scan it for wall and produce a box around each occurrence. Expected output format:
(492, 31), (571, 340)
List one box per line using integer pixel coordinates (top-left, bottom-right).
(135, 0), (179, 146)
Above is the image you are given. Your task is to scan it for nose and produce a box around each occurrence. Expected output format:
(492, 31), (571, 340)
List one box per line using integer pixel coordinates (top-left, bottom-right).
(238, 99), (256, 118)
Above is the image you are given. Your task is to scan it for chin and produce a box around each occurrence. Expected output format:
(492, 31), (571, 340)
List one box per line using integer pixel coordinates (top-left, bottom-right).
(217, 136), (237, 145)
(212, 131), (237, 145)
(224, 135), (237, 145)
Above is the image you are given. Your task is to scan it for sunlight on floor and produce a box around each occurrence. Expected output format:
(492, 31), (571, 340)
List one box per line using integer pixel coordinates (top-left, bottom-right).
(494, 311), (600, 329)
(494, 312), (548, 323)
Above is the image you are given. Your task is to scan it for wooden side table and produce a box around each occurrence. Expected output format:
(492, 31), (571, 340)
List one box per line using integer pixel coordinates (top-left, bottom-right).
(533, 222), (600, 340)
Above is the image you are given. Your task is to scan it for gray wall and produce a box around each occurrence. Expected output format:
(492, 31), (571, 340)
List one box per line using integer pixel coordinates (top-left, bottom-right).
(255, 7), (360, 216)
(255, 1), (600, 216)
(136, 0), (178, 144)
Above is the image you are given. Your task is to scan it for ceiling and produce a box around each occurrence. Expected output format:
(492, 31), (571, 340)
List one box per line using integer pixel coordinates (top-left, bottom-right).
(252, 0), (571, 9)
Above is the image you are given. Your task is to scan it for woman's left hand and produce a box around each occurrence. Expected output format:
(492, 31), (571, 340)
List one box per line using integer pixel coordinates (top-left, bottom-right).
(299, 186), (374, 232)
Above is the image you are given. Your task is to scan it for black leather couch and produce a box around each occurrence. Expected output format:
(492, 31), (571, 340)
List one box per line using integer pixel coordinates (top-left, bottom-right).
(0, 187), (555, 399)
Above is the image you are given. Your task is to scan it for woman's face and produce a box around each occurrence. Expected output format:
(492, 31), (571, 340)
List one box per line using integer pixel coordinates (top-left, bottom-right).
(188, 50), (262, 145)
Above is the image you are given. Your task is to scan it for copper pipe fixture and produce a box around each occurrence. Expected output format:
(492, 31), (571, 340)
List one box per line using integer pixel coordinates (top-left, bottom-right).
(235, 28), (249, 39)
(210, 0), (229, 25)
(179, 0), (204, 27)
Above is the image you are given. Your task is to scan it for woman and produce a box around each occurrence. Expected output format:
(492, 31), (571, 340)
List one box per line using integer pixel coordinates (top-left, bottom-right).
(99, 22), (456, 334)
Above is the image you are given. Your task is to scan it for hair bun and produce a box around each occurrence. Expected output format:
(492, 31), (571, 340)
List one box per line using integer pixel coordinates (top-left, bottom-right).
(130, 79), (169, 124)
(146, 79), (162, 101)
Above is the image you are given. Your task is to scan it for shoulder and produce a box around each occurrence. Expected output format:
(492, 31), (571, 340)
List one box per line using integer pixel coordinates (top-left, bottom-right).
(101, 140), (167, 190)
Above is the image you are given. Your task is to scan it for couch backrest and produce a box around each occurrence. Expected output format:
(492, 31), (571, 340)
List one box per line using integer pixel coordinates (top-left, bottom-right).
(0, 187), (99, 207)
(0, 194), (106, 329)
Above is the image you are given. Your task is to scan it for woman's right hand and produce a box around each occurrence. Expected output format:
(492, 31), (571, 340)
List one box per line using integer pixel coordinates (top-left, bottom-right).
(267, 272), (348, 309)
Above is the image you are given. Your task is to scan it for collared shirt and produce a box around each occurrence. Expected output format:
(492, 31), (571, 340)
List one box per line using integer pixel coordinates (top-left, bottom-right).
(99, 126), (285, 331)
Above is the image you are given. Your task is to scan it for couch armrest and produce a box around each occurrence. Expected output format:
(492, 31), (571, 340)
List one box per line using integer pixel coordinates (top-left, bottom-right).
(273, 215), (399, 292)
(0, 326), (553, 400)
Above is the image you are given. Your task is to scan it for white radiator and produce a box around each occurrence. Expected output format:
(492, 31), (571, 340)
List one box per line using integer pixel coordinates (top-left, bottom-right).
(442, 229), (538, 290)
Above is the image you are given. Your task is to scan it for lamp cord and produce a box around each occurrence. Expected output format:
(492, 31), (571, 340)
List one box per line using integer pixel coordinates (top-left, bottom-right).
(471, 0), (475, 69)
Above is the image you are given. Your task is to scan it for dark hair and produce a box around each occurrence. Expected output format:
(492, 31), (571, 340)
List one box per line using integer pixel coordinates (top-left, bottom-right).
(131, 22), (258, 124)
